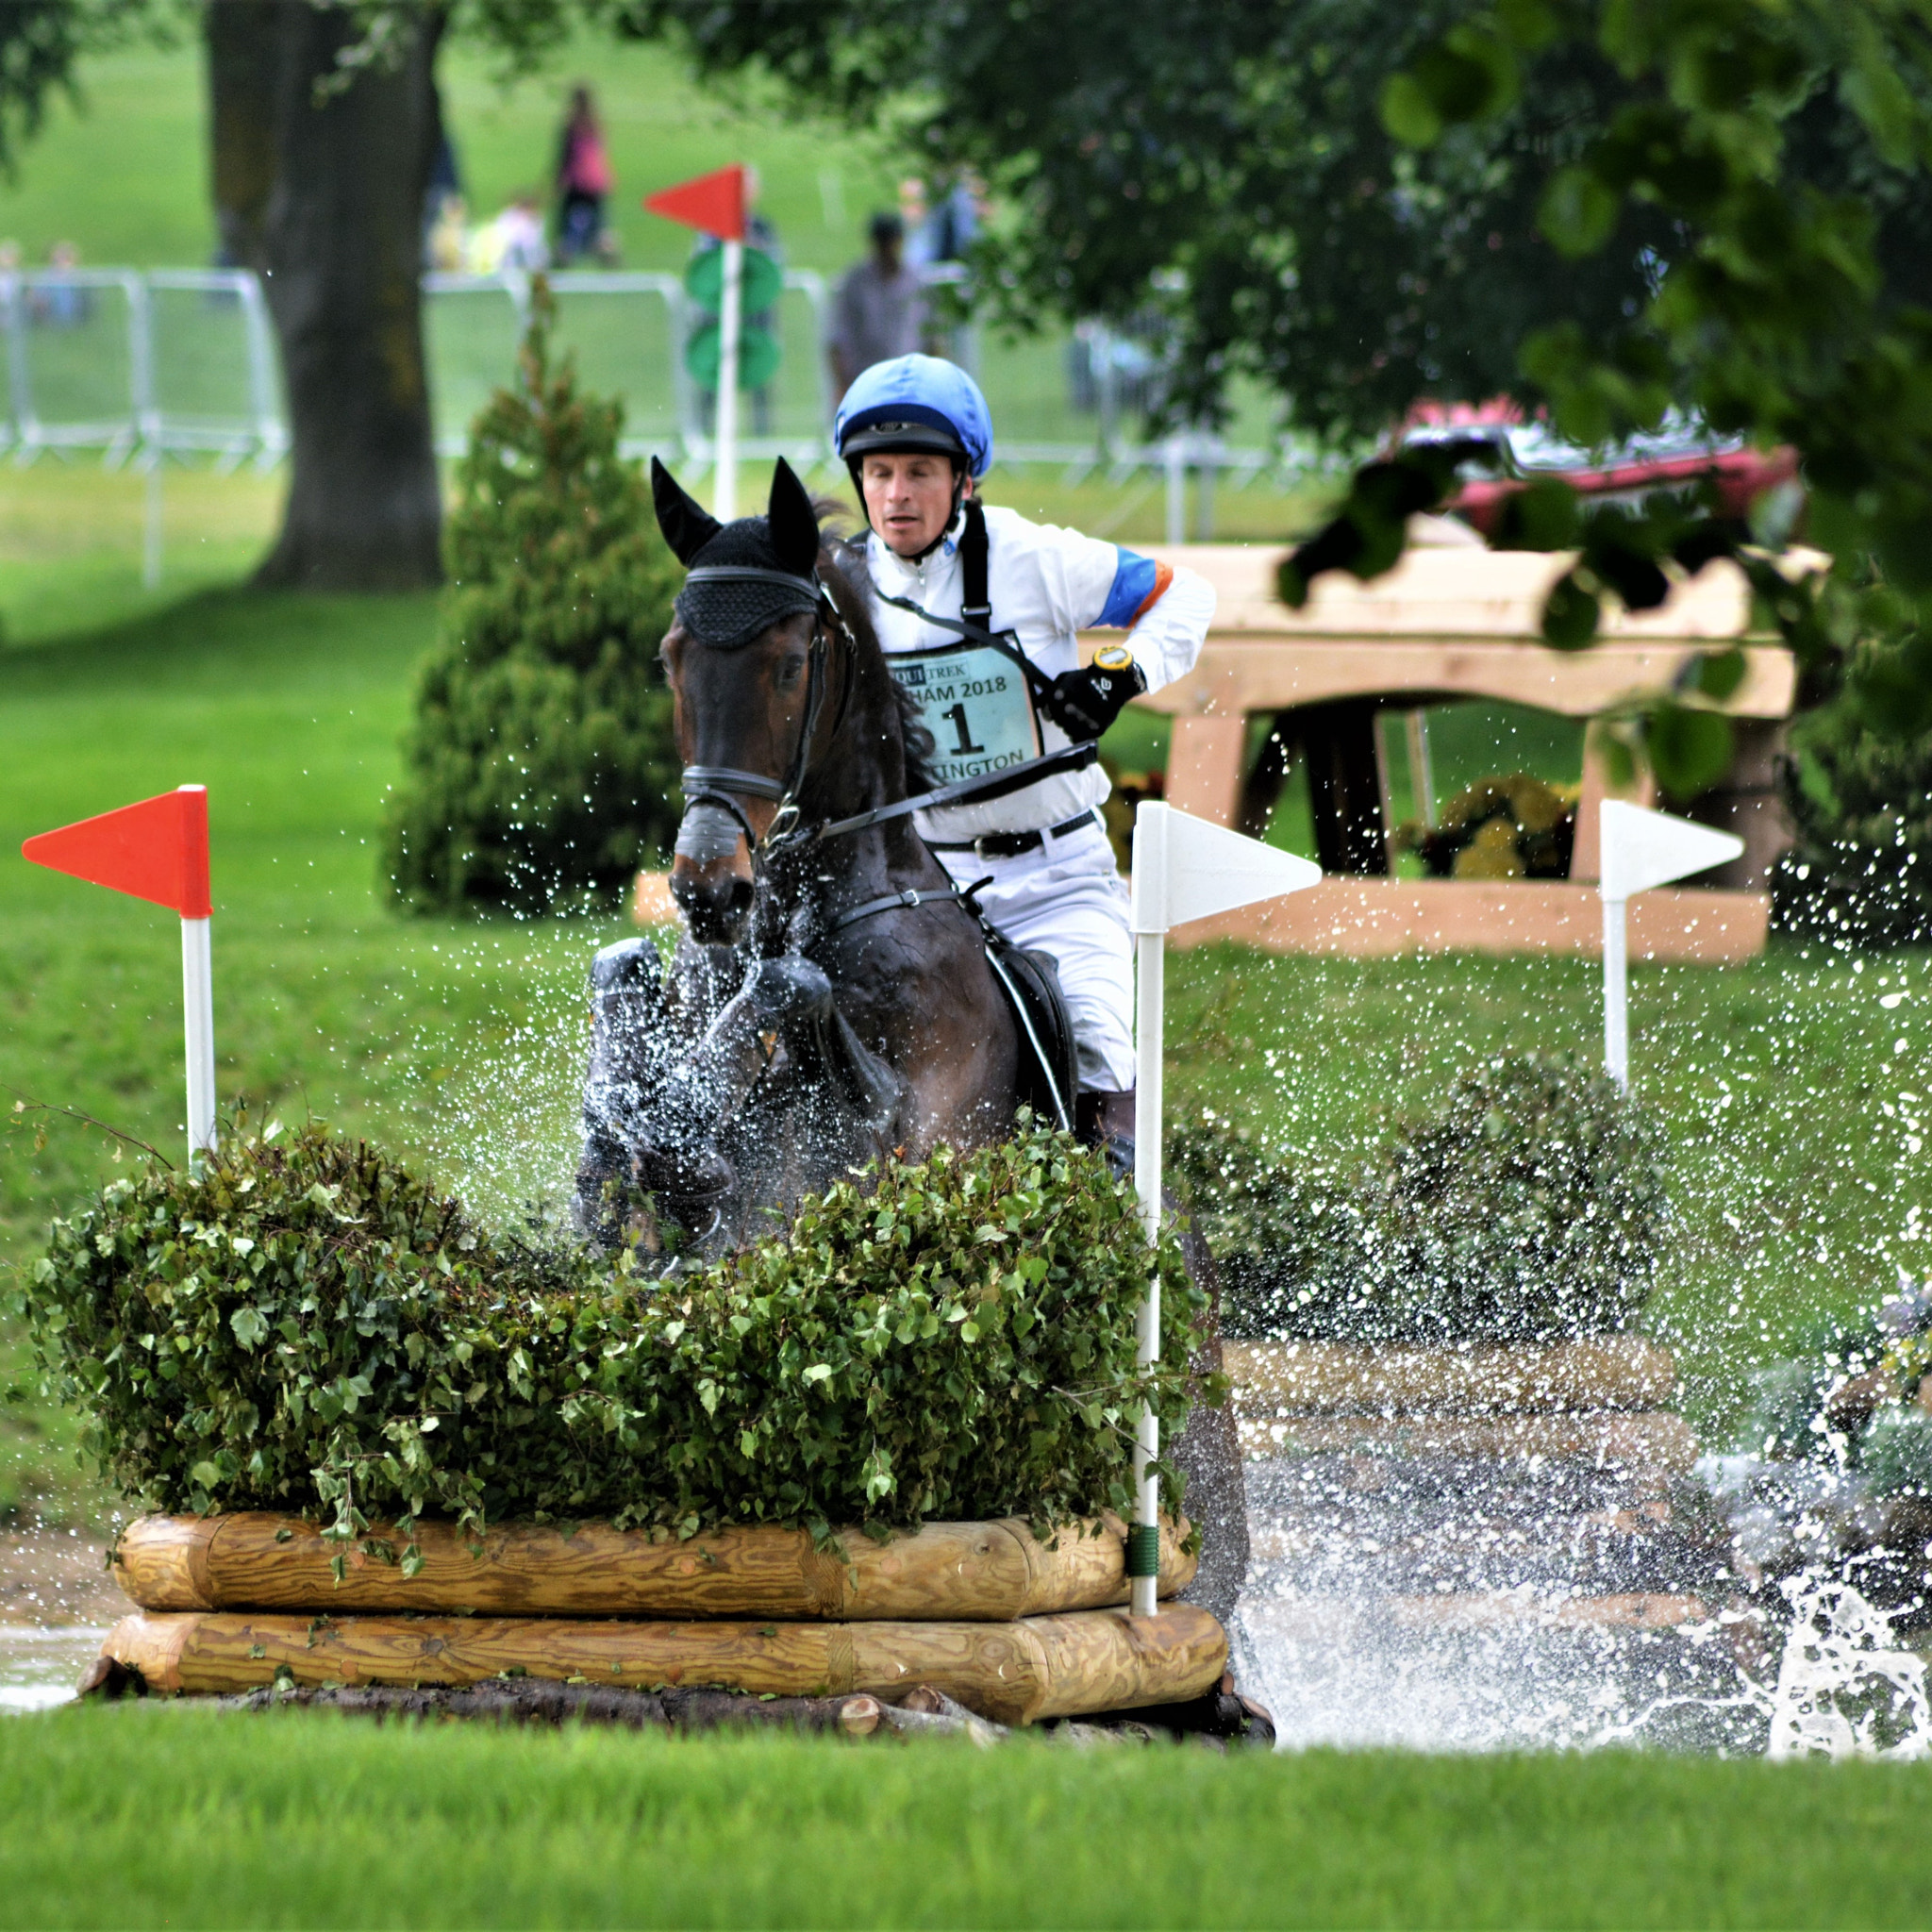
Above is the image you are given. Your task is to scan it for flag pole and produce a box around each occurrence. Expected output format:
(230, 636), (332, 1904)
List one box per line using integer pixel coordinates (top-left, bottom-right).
(1601, 891), (1629, 1091)
(1128, 805), (1169, 1619)
(175, 785), (216, 1170)
(715, 235), (742, 521)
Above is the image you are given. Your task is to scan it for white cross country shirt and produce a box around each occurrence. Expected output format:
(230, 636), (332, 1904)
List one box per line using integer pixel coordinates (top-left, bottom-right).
(858, 504), (1214, 841)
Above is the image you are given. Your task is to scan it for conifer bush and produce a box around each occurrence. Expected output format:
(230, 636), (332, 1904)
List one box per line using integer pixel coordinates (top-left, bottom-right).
(385, 281), (683, 913)
(21, 1122), (1207, 1543)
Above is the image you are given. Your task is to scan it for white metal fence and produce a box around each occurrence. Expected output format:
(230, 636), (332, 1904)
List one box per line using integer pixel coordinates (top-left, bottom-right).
(0, 265), (1315, 537)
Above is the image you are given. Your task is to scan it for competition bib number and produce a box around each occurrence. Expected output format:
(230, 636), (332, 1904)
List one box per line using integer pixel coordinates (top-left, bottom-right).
(887, 639), (1041, 787)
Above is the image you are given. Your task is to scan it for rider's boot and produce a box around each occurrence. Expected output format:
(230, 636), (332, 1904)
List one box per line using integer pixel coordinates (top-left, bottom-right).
(1074, 1087), (1135, 1180)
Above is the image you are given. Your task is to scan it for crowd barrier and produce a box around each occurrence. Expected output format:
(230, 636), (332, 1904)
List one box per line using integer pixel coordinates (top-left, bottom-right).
(0, 266), (1305, 514)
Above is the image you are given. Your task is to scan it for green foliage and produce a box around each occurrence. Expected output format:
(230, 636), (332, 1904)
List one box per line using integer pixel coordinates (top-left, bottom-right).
(1170, 1054), (1669, 1344)
(18, 1120), (1205, 1542)
(1733, 1287), (1932, 1494)
(1394, 771), (1577, 879)
(1859, 1405), (1932, 1500)
(384, 280), (682, 914)
(1775, 658), (1932, 948)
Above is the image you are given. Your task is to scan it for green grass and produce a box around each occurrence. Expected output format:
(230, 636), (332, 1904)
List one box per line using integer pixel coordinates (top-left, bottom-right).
(1, 1707), (1928, 1928)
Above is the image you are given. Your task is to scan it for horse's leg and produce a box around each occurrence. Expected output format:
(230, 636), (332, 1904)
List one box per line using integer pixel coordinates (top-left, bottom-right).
(1168, 1221), (1250, 1625)
(575, 938), (670, 1244)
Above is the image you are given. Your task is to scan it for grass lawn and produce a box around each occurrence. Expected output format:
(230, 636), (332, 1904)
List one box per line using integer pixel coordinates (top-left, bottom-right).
(0, 1707), (1927, 1929)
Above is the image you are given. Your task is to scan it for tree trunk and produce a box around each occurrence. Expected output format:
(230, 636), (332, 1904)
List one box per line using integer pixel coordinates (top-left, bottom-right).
(208, 1), (445, 591)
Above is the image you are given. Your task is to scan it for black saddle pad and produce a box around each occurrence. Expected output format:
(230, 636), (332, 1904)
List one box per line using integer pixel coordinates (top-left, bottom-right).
(980, 922), (1079, 1134)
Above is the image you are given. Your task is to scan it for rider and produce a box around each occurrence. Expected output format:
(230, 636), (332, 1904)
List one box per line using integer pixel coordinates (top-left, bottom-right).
(833, 353), (1215, 1160)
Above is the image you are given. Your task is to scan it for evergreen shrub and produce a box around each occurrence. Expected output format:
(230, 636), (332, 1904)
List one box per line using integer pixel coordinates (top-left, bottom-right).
(385, 281), (683, 913)
(1170, 1054), (1668, 1344)
(20, 1122), (1206, 1546)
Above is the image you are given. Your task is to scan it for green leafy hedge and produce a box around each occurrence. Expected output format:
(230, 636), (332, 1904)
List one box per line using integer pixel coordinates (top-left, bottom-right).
(1170, 1054), (1669, 1344)
(21, 1124), (1207, 1546)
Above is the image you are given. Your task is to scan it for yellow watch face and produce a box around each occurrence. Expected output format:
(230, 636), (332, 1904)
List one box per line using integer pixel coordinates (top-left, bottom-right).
(1092, 643), (1134, 673)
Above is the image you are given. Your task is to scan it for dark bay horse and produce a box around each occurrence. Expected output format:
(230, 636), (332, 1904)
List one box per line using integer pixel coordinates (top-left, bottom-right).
(573, 458), (1248, 1620)
(574, 458), (1032, 1256)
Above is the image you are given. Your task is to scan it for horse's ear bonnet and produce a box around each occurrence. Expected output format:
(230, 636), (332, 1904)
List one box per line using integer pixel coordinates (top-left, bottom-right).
(661, 456), (824, 649)
(652, 457), (723, 566)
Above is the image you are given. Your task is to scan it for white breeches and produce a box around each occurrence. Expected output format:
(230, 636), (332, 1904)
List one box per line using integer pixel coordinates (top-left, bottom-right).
(932, 819), (1135, 1092)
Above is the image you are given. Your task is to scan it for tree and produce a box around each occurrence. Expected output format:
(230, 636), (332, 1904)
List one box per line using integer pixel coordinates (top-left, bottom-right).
(641, 0), (1932, 793)
(385, 281), (683, 913)
(208, 1), (448, 590)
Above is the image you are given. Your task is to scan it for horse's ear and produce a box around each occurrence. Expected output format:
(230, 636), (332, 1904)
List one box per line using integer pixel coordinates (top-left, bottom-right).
(652, 457), (723, 566)
(767, 457), (821, 578)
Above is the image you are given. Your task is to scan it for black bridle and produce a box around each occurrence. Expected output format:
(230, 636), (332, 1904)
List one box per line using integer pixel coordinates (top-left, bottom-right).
(674, 564), (1100, 879)
(675, 567), (857, 867)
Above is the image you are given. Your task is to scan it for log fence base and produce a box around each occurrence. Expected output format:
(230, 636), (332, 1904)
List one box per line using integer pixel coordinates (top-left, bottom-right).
(113, 1512), (1194, 1622)
(99, 1602), (1227, 1730)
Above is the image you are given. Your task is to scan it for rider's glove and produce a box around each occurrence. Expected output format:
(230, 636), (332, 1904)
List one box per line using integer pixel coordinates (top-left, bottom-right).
(1041, 650), (1146, 741)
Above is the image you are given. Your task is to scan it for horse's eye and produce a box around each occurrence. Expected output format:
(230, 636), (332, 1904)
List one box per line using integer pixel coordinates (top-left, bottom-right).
(775, 656), (807, 691)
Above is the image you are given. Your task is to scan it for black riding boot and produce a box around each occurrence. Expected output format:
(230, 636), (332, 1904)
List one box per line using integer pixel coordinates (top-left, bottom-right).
(1074, 1088), (1136, 1180)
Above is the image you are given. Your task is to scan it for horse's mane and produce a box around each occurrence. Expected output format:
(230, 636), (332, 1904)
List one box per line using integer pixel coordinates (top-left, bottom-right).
(817, 520), (939, 797)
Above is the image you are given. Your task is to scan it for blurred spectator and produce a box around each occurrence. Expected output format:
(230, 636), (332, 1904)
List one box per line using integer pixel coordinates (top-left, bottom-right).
(555, 86), (616, 266)
(36, 241), (88, 327)
(897, 177), (932, 268)
(424, 124), (462, 266)
(427, 193), (467, 274)
(827, 212), (925, 403)
(899, 173), (979, 271)
(469, 195), (549, 275)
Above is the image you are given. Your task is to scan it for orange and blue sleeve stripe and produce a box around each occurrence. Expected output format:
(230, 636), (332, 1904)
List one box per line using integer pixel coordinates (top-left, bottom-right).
(1096, 548), (1174, 627)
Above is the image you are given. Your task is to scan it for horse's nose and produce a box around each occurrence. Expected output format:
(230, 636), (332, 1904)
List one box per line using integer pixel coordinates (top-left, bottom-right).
(670, 858), (754, 943)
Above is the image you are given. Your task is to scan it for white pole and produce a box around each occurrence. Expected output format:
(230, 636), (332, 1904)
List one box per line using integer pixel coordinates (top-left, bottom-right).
(142, 457), (161, 591)
(181, 912), (216, 1170)
(1602, 891), (1628, 1091)
(715, 236), (742, 521)
(1129, 806), (1168, 1620)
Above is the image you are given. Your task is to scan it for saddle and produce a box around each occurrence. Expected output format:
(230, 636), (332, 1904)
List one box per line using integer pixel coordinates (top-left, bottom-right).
(976, 918), (1080, 1135)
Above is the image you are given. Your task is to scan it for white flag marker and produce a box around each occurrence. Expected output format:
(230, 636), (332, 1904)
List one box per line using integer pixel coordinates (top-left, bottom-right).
(1597, 799), (1743, 1089)
(1126, 804), (1321, 1614)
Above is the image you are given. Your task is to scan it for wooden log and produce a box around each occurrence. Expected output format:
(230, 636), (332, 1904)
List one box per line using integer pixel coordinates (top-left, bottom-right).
(98, 1603), (1228, 1728)
(112, 1511), (1194, 1621)
(1237, 1409), (1700, 1472)
(1226, 1335), (1677, 1418)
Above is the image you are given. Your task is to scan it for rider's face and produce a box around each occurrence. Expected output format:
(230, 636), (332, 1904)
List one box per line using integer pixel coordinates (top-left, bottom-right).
(861, 453), (969, 558)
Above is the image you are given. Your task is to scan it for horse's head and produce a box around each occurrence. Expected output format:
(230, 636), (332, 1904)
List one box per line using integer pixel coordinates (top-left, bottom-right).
(654, 458), (834, 945)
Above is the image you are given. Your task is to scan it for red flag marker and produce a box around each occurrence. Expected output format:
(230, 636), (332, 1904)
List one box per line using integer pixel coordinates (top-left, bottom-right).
(24, 785), (217, 1166)
(23, 785), (210, 917)
(644, 164), (749, 519)
(642, 164), (746, 242)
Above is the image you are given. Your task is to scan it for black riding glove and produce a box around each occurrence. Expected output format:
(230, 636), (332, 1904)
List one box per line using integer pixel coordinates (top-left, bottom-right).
(1041, 656), (1146, 741)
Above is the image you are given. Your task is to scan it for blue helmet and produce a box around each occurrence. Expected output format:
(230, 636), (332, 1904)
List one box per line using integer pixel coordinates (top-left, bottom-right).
(834, 355), (993, 479)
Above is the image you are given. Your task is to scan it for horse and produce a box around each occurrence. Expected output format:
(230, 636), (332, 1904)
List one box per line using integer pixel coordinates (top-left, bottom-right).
(572, 457), (1249, 1620)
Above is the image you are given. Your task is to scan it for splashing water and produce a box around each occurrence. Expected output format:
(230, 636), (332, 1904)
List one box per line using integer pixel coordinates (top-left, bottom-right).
(1765, 1574), (1929, 1760)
